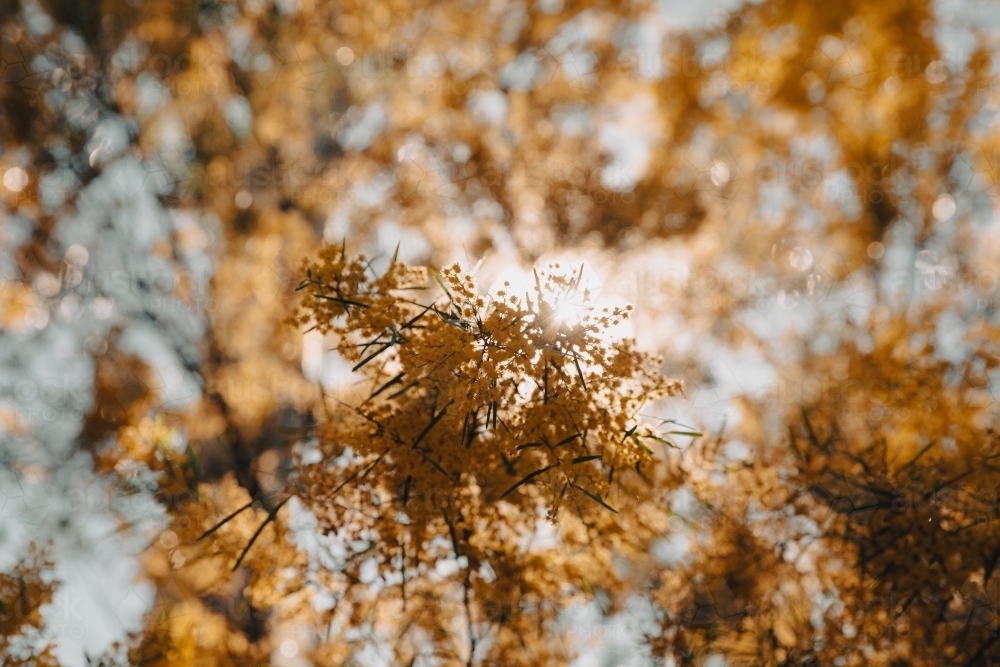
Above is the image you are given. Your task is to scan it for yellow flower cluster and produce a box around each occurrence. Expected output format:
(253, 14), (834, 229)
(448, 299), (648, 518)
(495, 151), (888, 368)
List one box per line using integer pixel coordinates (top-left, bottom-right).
(292, 249), (682, 575)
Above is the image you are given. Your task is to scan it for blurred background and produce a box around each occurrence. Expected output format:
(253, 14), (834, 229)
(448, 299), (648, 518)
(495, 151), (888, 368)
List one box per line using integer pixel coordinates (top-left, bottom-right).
(3, 0), (1000, 664)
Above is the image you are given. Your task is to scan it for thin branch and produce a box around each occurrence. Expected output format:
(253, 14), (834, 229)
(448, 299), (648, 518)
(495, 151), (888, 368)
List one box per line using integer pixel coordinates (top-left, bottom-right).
(197, 500), (255, 542)
(232, 496), (291, 571)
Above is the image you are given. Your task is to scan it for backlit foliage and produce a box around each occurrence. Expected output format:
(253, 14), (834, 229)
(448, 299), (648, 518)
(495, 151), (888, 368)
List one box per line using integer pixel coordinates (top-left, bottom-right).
(90, 414), (310, 667)
(289, 250), (681, 663)
(646, 308), (1000, 666)
(5, 0), (1000, 664)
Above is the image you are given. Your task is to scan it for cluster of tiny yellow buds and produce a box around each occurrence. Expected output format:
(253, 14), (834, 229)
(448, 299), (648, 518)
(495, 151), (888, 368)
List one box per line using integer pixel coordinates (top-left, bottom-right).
(291, 250), (685, 578)
(441, 263), (477, 300)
